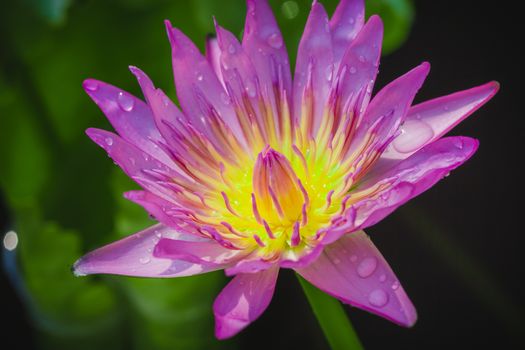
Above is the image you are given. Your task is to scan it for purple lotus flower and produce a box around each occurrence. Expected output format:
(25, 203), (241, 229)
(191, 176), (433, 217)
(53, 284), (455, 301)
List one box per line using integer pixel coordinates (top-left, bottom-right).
(74, 0), (498, 339)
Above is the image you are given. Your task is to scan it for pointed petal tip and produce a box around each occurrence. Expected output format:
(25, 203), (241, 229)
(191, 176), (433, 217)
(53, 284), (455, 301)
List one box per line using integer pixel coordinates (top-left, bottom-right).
(214, 315), (248, 340)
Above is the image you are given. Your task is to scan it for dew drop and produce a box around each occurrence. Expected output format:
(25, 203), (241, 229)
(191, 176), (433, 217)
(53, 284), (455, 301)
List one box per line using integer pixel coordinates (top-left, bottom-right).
(358, 55), (366, 63)
(104, 137), (113, 146)
(349, 66), (357, 74)
(357, 257), (377, 278)
(118, 92), (135, 112)
(368, 289), (389, 307)
(392, 119), (434, 153)
(139, 256), (151, 264)
(379, 274), (386, 282)
(196, 72), (204, 81)
(245, 81), (257, 97)
(84, 80), (98, 91)
(267, 33), (283, 49)
(391, 281), (400, 290)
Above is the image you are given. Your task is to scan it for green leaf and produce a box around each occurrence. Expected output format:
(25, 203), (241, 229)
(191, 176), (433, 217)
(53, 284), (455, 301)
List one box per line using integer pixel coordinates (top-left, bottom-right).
(297, 274), (364, 350)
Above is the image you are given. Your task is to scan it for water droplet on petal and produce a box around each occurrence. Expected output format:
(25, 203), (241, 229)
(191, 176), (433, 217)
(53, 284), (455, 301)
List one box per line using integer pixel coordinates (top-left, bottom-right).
(393, 119), (434, 153)
(357, 257), (377, 278)
(118, 92), (135, 112)
(245, 80), (257, 97)
(349, 17), (355, 24)
(391, 281), (400, 290)
(196, 72), (204, 81)
(84, 80), (98, 91)
(139, 256), (151, 264)
(368, 289), (389, 307)
(349, 66), (357, 74)
(358, 55), (366, 63)
(105, 137), (113, 146)
(267, 33), (283, 49)
(379, 274), (386, 282)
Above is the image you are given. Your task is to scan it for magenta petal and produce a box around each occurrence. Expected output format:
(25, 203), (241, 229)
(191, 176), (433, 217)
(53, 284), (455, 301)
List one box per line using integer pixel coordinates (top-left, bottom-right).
(355, 136), (479, 229)
(73, 224), (224, 277)
(205, 35), (226, 87)
(243, 0), (292, 112)
(213, 265), (279, 339)
(296, 231), (417, 327)
(334, 15), (383, 118)
(383, 81), (499, 159)
(330, 0), (365, 66)
(165, 21), (246, 149)
(154, 237), (244, 265)
(293, 1), (333, 135)
(124, 190), (187, 228)
(224, 257), (274, 276)
(82, 79), (175, 168)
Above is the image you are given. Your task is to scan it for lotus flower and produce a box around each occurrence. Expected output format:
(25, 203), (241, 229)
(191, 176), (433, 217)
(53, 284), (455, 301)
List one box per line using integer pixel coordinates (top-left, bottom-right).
(73, 0), (498, 339)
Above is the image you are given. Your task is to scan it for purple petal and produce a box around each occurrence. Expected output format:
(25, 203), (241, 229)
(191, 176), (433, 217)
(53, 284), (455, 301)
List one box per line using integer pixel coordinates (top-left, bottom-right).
(86, 128), (193, 202)
(213, 265), (279, 339)
(124, 190), (188, 228)
(293, 1), (333, 136)
(165, 21), (247, 149)
(330, 0), (365, 66)
(82, 79), (175, 168)
(225, 257), (274, 276)
(242, 0), (292, 133)
(153, 237), (244, 265)
(383, 81), (499, 159)
(205, 35), (225, 87)
(333, 15), (383, 122)
(348, 62), (430, 166)
(73, 224), (224, 278)
(355, 136), (479, 230)
(296, 231), (417, 327)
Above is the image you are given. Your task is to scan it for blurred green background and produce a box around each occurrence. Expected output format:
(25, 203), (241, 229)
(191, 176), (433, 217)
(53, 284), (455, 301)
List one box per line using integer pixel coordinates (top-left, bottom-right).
(0, 1), (414, 349)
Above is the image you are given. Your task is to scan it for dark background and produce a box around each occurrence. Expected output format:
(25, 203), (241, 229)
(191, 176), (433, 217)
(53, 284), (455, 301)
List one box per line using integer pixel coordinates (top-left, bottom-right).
(1, 1), (523, 349)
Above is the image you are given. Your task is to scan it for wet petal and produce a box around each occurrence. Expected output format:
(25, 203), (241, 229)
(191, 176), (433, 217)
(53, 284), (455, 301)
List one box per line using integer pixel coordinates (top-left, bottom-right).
(354, 136), (479, 229)
(205, 35), (225, 87)
(73, 224), (223, 277)
(296, 231), (417, 327)
(153, 237), (244, 265)
(243, 0), (292, 134)
(293, 1), (333, 136)
(82, 79), (175, 168)
(213, 265), (279, 339)
(330, 0), (365, 66)
(165, 21), (247, 149)
(382, 81), (499, 159)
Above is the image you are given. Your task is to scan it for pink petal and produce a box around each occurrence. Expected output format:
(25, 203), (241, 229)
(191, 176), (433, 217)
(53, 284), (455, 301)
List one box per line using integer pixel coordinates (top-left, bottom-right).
(153, 237), (244, 265)
(164, 21), (247, 149)
(213, 265), (279, 339)
(333, 15), (383, 122)
(242, 0), (292, 132)
(123, 190), (189, 228)
(383, 81), (499, 159)
(295, 231), (417, 327)
(73, 224), (224, 278)
(293, 1), (333, 135)
(355, 136), (479, 230)
(225, 257), (274, 276)
(205, 35), (225, 87)
(82, 79), (175, 168)
(85, 128), (189, 202)
(330, 0), (365, 66)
